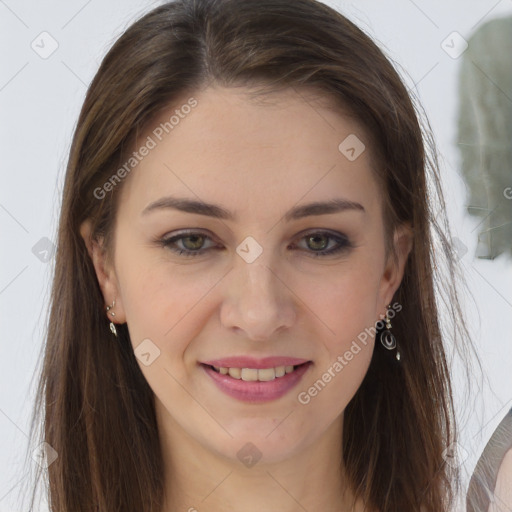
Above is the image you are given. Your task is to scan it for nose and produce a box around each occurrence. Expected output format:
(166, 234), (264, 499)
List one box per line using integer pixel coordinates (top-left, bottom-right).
(220, 254), (296, 342)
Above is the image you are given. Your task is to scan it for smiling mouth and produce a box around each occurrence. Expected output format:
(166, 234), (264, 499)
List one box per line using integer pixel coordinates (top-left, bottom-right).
(204, 363), (308, 382)
(201, 361), (312, 402)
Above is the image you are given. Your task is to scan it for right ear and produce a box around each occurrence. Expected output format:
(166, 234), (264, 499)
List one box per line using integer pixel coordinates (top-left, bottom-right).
(79, 219), (126, 323)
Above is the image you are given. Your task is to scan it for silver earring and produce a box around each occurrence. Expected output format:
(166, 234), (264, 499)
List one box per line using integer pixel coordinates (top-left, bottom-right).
(106, 299), (118, 338)
(379, 304), (400, 361)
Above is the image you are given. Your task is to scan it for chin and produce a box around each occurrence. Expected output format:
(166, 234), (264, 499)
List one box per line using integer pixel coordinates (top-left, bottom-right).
(206, 421), (313, 467)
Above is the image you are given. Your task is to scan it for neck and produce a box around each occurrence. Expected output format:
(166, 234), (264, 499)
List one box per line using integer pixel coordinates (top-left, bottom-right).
(157, 407), (360, 512)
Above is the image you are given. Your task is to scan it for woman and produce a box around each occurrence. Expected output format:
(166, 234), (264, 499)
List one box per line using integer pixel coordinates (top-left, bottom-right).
(467, 407), (512, 512)
(26, 0), (477, 510)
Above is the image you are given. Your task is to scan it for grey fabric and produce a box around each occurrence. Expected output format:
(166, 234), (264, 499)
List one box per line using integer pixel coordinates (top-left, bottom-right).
(457, 16), (512, 260)
(466, 408), (512, 511)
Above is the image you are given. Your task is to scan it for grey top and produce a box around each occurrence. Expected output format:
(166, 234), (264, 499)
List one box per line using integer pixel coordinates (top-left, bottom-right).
(466, 407), (512, 512)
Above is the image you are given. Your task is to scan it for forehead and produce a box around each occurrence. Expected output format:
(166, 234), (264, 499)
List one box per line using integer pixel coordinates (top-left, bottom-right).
(117, 85), (381, 221)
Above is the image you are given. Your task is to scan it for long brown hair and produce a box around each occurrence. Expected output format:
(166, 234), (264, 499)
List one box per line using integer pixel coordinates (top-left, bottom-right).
(24, 0), (479, 510)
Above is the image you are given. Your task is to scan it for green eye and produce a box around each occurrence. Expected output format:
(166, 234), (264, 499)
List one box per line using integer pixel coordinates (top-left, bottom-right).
(180, 234), (207, 251)
(295, 231), (352, 257)
(160, 230), (352, 258)
(306, 234), (329, 251)
(160, 230), (216, 257)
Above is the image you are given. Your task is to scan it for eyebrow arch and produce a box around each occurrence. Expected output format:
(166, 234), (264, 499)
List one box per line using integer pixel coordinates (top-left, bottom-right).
(141, 196), (365, 221)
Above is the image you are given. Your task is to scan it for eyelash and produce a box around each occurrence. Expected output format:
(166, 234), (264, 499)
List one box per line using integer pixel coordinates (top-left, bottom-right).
(158, 229), (353, 258)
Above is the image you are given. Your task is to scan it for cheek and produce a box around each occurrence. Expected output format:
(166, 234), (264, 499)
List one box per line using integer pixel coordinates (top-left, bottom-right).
(291, 257), (380, 409)
(295, 258), (382, 348)
(295, 270), (377, 425)
(115, 245), (222, 357)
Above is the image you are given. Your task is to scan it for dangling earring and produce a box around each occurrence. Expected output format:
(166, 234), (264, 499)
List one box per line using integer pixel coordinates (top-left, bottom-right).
(379, 304), (400, 361)
(106, 299), (118, 338)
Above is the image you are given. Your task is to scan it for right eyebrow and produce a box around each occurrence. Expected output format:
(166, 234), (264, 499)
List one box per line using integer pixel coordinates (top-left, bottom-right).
(141, 195), (366, 221)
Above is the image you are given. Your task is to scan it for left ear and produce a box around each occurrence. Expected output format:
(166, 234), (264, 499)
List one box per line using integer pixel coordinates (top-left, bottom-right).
(80, 219), (127, 325)
(378, 222), (413, 312)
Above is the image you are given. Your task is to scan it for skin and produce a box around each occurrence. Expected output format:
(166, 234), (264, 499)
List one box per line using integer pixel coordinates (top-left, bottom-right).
(81, 85), (412, 512)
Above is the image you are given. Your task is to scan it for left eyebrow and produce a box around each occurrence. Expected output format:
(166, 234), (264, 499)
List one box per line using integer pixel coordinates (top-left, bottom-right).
(283, 198), (365, 222)
(141, 195), (365, 221)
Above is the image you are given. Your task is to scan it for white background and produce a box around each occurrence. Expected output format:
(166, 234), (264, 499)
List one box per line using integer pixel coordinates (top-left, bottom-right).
(1, 1), (511, 510)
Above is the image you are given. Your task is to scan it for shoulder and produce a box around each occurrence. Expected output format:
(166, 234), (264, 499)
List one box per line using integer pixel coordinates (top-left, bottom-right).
(467, 408), (512, 512)
(489, 448), (512, 512)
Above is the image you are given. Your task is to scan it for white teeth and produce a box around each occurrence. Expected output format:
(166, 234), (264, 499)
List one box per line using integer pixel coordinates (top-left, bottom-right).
(240, 367), (276, 382)
(257, 368), (276, 381)
(228, 367), (242, 379)
(213, 365), (228, 375)
(241, 368), (259, 381)
(275, 365), (286, 377)
(212, 364), (304, 381)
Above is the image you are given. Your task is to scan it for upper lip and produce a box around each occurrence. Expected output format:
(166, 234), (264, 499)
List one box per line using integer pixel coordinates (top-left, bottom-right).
(201, 356), (311, 369)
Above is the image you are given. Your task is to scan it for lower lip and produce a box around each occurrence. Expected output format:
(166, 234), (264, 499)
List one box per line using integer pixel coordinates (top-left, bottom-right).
(201, 362), (312, 403)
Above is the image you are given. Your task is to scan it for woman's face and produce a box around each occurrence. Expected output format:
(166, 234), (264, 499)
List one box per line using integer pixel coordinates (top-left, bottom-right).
(84, 85), (411, 467)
